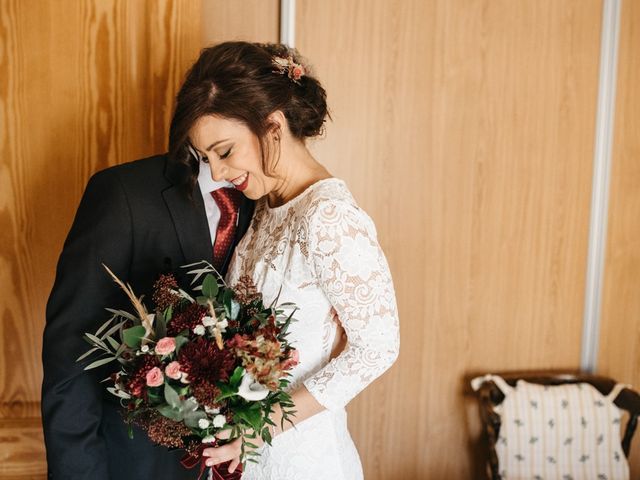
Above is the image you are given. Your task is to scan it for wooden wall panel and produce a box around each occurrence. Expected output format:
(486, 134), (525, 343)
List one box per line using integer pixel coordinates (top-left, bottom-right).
(598, 0), (640, 476)
(297, 0), (602, 478)
(202, 0), (279, 46)
(0, 0), (203, 476)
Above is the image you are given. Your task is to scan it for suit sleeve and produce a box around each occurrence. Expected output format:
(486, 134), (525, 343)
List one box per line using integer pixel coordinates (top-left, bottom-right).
(41, 168), (133, 479)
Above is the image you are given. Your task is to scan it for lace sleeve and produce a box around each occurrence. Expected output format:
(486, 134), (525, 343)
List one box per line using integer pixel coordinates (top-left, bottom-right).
(301, 198), (400, 411)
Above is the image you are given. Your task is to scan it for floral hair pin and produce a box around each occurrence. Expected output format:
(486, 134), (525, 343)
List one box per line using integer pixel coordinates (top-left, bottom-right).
(271, 55), (306, 85)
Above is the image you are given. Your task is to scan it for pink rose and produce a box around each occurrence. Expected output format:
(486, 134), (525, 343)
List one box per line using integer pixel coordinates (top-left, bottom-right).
(155, 337), (176, 355)
(146, 367), (164, 387)
(165, 361), (182, 380)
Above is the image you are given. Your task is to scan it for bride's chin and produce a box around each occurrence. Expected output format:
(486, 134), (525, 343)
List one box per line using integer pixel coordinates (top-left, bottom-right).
(242, 189), (260, 200)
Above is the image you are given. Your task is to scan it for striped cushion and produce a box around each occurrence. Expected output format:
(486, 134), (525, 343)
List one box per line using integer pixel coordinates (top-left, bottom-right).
(493, 380), (629, 480)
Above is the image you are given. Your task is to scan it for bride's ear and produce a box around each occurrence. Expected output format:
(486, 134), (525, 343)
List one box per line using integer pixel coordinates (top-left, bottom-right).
(266, 110), (287, 138)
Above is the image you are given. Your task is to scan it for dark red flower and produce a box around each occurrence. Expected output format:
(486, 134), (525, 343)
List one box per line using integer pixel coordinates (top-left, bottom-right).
(167, 302), (208, 336)
(127, 409), (193, 449)
(190, 381), (223, 409)
(178, 337), (237, 407)
(152, 274), (181, 311)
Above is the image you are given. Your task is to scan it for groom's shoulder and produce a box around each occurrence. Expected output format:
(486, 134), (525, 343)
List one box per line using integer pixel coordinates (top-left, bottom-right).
(99, 153), (168, 179)
(90, 153), (171, 190)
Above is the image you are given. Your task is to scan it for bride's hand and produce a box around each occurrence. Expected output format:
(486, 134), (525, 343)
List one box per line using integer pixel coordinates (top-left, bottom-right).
(202, 428), (242, 473)
(203, 406), (279, 471)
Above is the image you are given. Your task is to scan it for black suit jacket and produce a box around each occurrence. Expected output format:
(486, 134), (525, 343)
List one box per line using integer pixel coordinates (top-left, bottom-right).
(41, 154), (255, 479)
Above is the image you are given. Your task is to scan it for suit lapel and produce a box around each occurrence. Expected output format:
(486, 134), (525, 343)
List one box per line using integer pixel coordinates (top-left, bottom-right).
(162, 157), (213, 268)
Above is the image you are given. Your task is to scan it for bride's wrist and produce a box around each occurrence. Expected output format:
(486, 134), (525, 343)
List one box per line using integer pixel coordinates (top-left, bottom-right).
(268, 405), (283, 440)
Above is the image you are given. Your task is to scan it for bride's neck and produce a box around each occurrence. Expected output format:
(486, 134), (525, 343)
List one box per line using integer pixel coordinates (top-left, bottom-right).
(266, 146), (331, 208)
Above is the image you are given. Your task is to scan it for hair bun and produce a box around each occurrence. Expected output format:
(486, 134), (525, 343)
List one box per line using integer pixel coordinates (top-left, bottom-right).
(255, 43), (329, 138)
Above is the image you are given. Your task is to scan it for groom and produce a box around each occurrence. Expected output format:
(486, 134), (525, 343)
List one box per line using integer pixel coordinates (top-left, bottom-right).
(41, 152), (254, 479)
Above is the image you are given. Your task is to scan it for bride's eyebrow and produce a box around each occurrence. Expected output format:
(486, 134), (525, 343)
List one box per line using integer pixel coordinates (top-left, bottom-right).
(203, 138), (230, 151)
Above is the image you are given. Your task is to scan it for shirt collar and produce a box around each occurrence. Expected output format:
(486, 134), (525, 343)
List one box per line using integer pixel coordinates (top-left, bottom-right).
(197, 158), (234, 193)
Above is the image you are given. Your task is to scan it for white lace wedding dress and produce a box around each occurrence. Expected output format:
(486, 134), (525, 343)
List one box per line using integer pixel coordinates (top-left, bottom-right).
(224, 178), (400, 480)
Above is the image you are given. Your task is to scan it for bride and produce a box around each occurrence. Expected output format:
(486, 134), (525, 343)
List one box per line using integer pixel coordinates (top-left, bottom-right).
(171, 41), (400, 480)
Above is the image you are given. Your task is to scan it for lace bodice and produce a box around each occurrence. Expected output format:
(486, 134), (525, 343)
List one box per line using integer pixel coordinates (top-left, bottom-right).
(225, 177), (400, 479)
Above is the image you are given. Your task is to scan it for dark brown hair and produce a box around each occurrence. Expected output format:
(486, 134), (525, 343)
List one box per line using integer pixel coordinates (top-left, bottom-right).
(167, 41), (332, 200)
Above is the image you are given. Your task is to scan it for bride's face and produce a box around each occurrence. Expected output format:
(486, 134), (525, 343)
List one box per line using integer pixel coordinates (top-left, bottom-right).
(188, 114), (277, 200)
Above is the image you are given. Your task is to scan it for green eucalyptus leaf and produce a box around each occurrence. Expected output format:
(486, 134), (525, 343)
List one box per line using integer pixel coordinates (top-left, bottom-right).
(183, 410), (207, 428)
(157, 404), (184, 421)
(76, 347), (99, 362)
(164, 382), (181, 409)
(115, 342), (127, 357)
(85, 333), (108, 350)
(202, 274), (218, 298)
(174, 335), (189, 353)
(182, 396), (199, 412)
(177, 288), (195, 303)
(102, 321), (126, 340)
(196, 296), (210, 306)
(122, 325), (146, 348)
(105, 335), (120, 351)
(94, 317), (115, 337)
(84, 356), (116, 370)
(105, 307), (139, 323)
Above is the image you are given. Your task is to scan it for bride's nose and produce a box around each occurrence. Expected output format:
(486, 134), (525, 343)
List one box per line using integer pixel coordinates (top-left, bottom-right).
(209, 159), (228, 182)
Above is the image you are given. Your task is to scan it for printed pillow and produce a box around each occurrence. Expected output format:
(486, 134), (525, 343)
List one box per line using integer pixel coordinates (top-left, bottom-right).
(492, 379), (629, 480)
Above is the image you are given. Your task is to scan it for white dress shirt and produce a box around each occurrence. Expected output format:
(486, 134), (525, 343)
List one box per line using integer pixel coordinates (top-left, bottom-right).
(197, 158), (235, 245)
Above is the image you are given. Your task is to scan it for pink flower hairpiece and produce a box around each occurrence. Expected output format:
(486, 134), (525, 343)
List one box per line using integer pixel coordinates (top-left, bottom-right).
(271, 55), (306, 85)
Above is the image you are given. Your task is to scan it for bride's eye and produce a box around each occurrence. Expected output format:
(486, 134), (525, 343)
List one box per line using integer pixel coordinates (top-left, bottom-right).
(220, 148), (232, 160)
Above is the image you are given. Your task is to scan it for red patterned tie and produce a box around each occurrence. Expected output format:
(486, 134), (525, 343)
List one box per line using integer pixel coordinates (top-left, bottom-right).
(210, 187), (243, 272)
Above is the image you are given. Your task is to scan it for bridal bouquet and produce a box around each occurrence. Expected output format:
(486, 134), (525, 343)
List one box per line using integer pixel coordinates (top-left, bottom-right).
(77, 261), (299, 478)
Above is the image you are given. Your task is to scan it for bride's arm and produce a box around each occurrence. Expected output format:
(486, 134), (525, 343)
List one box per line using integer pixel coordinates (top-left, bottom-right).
(301, 197), (401, 410)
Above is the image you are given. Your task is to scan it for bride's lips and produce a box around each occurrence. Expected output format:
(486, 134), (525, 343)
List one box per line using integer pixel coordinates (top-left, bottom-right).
(231, 172), (249, 192)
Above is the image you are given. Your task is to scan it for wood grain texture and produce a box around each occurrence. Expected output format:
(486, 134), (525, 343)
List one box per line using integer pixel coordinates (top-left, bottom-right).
(0, 0), (203, 476)
(202, 0), (279, 46)
(0, 418), (46, 477)
(297, 0), (601, 477)
(598, 0), (640, 476)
